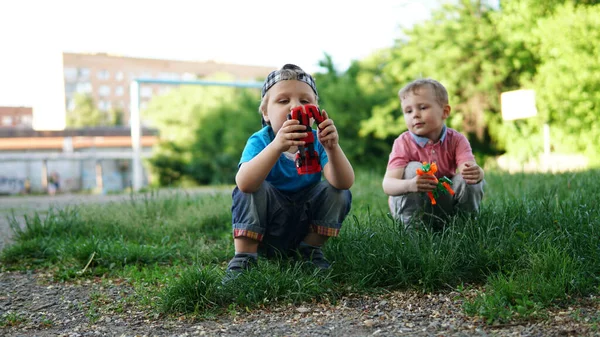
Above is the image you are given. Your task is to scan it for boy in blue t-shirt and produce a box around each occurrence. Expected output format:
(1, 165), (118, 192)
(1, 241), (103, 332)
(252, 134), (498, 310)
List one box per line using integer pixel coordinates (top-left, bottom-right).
(226, 64), (354, 280)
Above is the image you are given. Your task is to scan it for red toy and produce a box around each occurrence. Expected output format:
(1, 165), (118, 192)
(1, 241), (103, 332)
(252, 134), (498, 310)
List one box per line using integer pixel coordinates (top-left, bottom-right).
(287, 104), (327, 175)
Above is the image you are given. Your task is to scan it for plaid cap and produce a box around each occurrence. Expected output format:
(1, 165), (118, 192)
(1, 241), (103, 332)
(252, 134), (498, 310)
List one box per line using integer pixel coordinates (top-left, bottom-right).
(261, 64), (318, 99)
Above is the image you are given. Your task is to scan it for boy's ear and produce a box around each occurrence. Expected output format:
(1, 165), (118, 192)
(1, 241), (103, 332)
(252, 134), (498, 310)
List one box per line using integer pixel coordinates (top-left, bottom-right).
(260, 108), (270, 124)
(442, 104), (451, 119)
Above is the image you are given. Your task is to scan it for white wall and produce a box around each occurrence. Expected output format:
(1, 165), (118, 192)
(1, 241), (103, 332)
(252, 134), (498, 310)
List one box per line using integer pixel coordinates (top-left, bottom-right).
(0, 148), (151, 195)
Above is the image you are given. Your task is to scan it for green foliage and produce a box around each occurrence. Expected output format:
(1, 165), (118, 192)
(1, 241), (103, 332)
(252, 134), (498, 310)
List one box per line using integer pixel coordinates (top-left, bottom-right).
(341, 0), (599, 166)
(137, 0), (600, 184)
(531, 3), (600, 158)
(108, 107), (125, 126)
(0, 311), (27, 328)
(187, 90), (261, 184)
(314, 54), (395, 168)
(66, 93), (106, 127)
(490, 1), (600, 161)
(144, 74), (261, 186)
(358, 0), (510, 159)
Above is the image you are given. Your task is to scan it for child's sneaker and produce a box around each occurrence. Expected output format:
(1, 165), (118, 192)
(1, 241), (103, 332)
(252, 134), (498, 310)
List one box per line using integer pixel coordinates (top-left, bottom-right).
(298, 245), (331, 270)
(222, 253), (257, 284)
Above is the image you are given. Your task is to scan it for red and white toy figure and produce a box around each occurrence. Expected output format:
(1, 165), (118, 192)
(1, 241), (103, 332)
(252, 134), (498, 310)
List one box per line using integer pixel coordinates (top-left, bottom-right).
(287, 104), (327, 175)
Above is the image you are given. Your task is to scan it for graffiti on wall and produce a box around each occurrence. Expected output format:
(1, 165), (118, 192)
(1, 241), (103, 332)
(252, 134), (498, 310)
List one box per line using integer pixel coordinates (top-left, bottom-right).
(0, 176), (25, 195)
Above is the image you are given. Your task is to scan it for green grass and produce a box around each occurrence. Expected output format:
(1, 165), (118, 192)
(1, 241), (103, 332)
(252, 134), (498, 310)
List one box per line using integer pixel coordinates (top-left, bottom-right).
(1, 169), (599, 324)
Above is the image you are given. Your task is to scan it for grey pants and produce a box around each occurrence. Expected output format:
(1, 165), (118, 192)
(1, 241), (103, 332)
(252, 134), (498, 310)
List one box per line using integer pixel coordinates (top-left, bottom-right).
(232, 180), (352, 257)
(389, 161), (484, 228)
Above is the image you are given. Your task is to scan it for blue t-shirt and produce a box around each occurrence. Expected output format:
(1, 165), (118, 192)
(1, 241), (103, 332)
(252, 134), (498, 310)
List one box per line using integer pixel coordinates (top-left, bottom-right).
(239, 126), (329, 192)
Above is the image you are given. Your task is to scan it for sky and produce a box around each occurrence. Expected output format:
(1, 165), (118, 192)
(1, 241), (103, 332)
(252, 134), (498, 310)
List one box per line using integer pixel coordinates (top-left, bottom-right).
(0, 0), (441, 107)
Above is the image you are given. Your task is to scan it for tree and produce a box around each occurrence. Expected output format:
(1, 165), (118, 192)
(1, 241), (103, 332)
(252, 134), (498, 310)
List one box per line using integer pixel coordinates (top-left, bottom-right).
(355, 0), (600, 163)
(531, 3), (600, 159)
(108, 107), (124, 126)
(144, 73), (261, 186)
(314, 54), (394, 169)
(359, 0), (509, 159)
(66, 93), (105, 127)
(489, 1), (600, 161)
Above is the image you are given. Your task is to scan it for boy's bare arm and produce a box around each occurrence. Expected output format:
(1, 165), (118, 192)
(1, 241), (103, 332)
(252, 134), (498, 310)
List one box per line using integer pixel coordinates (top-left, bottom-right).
(457, 161), (484, 184)
(382, 167), (438, 196)
(236, 119), (309, 193)
(323, 144), (354, 190)
(235, 144), (282, 193)
(382, 167), (413, 195)
(318, 113), (354, 190)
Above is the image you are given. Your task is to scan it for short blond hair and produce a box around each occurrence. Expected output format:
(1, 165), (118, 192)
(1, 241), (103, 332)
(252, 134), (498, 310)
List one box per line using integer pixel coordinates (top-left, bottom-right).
(398, 78), (448, 107)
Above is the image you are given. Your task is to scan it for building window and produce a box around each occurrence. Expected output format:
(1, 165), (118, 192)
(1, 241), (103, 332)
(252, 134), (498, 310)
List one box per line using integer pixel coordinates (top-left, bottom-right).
(66, 99), (75, 111)
(115, 71), (124, 81)
(20, 115), (33, 127)
(76, 82), (92, 94)
(64, 67), (77, 82)
(2, 116), (13, 126)
(159, 72), (179, 80)
(98, 85), (111, 97)
(98, 100), (111, 111)
(182, 72), (196, 81)
(97, 69), (110, 80)
(115, 86), (124, 96)
(65, 83), (77, 94)
(78, 68), (90, 80)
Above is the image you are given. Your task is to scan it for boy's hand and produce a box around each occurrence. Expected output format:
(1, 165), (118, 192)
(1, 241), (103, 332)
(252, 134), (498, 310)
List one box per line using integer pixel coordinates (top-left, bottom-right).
(273, 119), (307, 153)
(316, 110), (338, 150)
(462, 163), (483, 184)
(413, 175), (438, 193)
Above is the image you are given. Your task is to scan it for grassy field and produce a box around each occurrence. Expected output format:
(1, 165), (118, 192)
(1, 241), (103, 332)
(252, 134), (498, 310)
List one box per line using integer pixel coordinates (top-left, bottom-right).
(1, 169), (599, 325)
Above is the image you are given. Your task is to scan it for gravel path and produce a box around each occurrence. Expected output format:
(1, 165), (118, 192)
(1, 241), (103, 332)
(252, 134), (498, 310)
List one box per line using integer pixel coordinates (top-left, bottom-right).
(1, 270), (598, 336)
(1, 191), (599, 336)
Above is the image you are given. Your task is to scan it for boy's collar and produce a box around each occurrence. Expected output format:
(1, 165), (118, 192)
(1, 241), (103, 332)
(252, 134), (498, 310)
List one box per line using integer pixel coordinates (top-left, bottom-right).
(410, 125), (447, 147)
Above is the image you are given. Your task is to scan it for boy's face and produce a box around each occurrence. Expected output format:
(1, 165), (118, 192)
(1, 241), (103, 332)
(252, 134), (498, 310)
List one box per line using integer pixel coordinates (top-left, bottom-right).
(400, 86), (450, 142)
(262, 80), (317, 133)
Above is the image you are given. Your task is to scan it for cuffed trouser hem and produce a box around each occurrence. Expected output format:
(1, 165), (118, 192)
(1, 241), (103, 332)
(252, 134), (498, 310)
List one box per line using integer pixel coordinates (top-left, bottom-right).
(233, 229), (264, 241)
(310, 224), (340, 237)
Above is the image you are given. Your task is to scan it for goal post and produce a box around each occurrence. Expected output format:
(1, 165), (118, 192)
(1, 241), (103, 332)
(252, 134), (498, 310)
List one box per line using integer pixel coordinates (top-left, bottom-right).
(129, 78), (263, 192)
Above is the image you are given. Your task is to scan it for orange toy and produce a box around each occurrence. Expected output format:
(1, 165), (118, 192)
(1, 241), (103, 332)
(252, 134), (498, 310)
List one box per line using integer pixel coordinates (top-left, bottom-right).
(415, 162), (455, 205)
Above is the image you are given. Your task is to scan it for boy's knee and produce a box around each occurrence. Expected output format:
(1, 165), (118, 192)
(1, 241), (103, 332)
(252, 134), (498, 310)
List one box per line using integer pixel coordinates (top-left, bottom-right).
(403, 161), (423, 179)
(451, 177), (484, 213)
(457, 176), (484, 195)
(318, 181), (352, 206)
(328, 184), (352, 203)
(389, 193), (423, 223)
(233, 181), (274, 200)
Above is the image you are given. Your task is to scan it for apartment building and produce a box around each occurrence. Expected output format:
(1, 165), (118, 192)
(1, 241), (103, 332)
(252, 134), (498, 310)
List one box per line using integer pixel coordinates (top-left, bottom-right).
(62, 52), (275, 124)
(0, 107), (33, 128)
